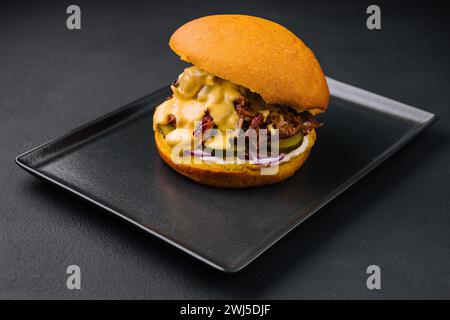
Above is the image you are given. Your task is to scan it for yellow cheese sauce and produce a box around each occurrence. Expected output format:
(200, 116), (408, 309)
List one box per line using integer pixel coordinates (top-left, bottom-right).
(153, 66), (245, 150)
(153, 65), (312, 162)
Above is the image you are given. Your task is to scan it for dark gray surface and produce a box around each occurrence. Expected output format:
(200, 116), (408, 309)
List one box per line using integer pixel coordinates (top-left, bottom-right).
(1, 0), (449, 299)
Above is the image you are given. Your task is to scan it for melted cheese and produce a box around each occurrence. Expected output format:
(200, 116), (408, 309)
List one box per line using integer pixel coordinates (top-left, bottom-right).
(153, 66), (244, 149)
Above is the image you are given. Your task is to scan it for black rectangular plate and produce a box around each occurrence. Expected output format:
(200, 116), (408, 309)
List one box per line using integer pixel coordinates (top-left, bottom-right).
(16, 78), (438, 272)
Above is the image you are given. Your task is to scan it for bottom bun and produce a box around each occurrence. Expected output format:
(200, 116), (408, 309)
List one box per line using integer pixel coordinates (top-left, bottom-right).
(154, 129), (316, 188)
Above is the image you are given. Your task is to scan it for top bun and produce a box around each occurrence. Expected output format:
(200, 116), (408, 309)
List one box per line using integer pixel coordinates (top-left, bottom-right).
(169, 14), (329, 113)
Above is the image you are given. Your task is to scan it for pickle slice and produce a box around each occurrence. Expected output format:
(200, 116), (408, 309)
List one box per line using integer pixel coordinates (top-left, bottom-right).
(278, 132), (303, 150)
(158, 124), (175, 138)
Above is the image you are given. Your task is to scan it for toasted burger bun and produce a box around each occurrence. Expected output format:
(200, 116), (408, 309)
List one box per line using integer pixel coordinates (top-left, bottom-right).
(155, 129), (316, 188)
(170, 14), (329, 114)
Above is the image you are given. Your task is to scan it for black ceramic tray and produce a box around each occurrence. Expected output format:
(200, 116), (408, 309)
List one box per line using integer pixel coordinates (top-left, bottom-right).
(16, 78), (438, 272)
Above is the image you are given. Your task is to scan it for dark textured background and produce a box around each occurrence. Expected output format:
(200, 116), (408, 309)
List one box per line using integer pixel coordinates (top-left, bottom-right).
(1, 0), (449, 299)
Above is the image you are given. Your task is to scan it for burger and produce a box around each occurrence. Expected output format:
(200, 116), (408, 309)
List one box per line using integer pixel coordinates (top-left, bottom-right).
(153, 15), (329, 188)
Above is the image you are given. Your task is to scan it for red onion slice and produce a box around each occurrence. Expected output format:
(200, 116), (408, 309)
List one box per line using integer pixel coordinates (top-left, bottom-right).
(184, 149), (226, 163)
(184, 149), (285, 165)
(184, 149), (212, 158)
(251, 153), (286, 166)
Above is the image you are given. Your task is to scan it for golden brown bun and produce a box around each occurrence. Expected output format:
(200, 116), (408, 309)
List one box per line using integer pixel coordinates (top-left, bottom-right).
(169, 14), (329, 114)
(154, 129), (316, 188)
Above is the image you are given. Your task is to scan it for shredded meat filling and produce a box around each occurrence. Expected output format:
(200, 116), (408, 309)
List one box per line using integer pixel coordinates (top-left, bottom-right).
(249, 113), (264, 130)
(299, 111), (323, 133)
(233, 98), (322, 139)
(168, 114), (177, 126)
(183, 97), (321, 149)
(193, 111), (216, 142)
(233, 97), (257, 119)
(201, 113), (215, 133)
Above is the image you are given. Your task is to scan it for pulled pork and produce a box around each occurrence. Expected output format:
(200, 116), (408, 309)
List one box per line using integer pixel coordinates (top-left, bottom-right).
(249, 113), (264, 131)
(233, 97), (322, 138)
(168, 114), (177, 126)
(233, 97), (258, 119)
(193, 111), (216, 142)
